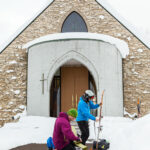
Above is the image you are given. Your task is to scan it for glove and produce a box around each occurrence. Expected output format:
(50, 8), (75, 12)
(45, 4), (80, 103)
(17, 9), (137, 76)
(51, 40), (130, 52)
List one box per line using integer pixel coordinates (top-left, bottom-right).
(76, 138), (82, 142)
(99, 102), (102, 106)
(77, 133), (81, 138)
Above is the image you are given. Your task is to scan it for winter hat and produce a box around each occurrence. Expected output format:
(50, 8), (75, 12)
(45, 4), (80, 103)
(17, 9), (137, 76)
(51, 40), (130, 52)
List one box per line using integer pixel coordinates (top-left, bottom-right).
(67, 108), (78, 118)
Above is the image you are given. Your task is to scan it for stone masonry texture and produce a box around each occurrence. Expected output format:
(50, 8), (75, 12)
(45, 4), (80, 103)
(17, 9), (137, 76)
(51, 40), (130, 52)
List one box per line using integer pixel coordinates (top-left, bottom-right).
(0, 0), (150, 126)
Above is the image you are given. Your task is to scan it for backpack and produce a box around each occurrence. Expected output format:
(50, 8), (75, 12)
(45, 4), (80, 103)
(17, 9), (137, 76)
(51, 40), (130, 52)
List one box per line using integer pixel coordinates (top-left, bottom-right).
(47, 137), (55, 150)
(93, 139), (110, 150)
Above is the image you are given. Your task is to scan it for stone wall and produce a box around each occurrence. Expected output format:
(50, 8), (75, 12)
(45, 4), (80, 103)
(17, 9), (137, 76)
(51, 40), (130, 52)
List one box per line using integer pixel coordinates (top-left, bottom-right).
(0, 0), (150, 126)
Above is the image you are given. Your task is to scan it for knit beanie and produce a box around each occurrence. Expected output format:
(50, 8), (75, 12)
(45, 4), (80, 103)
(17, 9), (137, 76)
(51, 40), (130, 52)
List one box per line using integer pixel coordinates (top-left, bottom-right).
(67, 108), (78, 118)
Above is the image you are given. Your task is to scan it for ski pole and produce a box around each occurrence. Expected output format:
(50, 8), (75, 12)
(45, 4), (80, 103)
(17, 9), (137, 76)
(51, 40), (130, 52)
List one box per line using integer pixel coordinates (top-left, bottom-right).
(97, 90), (105, 142)
(137, 99), (141, 118)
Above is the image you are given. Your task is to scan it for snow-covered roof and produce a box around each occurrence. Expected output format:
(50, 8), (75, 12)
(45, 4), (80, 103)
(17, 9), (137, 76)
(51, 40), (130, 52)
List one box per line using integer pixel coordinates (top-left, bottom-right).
(23, 32), (129, 58)
(96, 0), (150, 49)
(0, 0), (53, 53)
(0, 0), (149, 53)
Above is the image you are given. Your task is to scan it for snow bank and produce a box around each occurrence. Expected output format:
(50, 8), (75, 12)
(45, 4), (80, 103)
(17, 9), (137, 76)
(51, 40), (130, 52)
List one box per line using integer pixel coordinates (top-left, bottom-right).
(0, 115), (56, 150)
(94, 115), (150, 150)
(0, 113), (150, 150)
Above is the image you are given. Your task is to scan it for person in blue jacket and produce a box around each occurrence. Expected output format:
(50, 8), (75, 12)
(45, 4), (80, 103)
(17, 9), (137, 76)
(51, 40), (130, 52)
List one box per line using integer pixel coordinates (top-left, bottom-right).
(76, 90), (102, 145)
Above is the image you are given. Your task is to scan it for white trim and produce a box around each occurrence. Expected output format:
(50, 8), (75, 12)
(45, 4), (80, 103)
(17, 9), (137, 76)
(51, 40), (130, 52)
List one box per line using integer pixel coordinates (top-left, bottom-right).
(23, 32), (129, 58)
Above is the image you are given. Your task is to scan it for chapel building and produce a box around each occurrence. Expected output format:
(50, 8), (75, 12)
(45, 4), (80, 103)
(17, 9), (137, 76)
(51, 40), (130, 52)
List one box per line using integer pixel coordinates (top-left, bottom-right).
(0, 0), (150, 126)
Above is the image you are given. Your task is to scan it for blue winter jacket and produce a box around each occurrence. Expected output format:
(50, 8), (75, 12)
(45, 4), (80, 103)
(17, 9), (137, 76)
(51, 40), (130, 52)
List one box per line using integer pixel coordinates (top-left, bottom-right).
(76, 96), (100, 121)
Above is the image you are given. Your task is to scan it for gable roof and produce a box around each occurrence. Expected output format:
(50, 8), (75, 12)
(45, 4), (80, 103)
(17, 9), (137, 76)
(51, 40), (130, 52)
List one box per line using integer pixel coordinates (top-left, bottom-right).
(0, 0), (149, 53)
(96, 0), (150, 49)
(0, 0), (54, 53)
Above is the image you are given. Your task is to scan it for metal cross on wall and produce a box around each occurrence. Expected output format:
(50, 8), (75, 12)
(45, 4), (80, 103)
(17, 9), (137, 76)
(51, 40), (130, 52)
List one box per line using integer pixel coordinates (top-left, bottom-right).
(40, 73), (47, 94)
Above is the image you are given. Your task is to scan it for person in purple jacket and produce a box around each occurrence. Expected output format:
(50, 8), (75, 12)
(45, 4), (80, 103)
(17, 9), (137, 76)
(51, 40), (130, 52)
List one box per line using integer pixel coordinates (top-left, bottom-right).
(53, 108), (81, 150)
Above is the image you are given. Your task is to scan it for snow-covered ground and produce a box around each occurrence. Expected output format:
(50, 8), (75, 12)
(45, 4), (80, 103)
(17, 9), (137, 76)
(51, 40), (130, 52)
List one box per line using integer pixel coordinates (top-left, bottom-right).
(0, 110), (150, 150)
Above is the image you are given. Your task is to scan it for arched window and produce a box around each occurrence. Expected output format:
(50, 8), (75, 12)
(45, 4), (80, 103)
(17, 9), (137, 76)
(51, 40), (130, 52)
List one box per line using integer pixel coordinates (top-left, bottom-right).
(61, 11), (88, 32)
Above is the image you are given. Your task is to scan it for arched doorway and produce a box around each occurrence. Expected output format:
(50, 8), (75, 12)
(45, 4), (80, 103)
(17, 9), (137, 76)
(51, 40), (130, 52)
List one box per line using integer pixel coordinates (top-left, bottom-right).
(26, 33), (125, 117)
(50, 60), (97, 117)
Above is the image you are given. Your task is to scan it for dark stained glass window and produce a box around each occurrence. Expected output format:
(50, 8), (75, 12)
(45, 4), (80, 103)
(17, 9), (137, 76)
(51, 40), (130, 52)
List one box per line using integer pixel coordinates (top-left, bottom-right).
(61, 12), (88, 32)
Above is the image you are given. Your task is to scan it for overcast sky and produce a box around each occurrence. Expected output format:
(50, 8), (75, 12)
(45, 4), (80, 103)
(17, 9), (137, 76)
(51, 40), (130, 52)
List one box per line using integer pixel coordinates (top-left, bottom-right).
(0, 0), (150, 47)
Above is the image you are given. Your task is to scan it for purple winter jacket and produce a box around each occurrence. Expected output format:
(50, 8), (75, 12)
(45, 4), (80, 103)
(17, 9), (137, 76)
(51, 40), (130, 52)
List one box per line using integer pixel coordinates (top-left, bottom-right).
(53, 112), (79, 150)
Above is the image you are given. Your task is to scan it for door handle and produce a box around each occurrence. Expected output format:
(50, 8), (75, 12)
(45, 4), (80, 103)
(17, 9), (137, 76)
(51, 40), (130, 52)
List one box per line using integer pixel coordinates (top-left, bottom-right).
(72, 94), (74, 108)
(76, 94), (78, 108)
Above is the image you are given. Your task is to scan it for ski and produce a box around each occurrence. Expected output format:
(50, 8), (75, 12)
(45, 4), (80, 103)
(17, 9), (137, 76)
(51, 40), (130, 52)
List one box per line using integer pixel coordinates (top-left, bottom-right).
(93, 90), (110, 150)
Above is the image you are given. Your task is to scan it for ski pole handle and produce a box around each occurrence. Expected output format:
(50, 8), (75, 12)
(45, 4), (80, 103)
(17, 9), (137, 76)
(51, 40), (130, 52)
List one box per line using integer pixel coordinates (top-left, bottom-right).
(101, 90), (105, 105)
(99, 90), (105, 119)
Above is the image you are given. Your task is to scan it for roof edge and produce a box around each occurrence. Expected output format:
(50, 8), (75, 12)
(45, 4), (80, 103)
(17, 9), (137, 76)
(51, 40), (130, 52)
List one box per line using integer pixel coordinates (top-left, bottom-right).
(96, 0), (150, 49)
(0, 0), (54, 54)
(0, 0), (149, 54)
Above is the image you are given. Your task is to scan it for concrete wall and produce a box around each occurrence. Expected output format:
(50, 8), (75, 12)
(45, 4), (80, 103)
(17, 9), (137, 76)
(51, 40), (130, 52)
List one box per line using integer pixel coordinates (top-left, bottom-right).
(28, 39), (123, 116)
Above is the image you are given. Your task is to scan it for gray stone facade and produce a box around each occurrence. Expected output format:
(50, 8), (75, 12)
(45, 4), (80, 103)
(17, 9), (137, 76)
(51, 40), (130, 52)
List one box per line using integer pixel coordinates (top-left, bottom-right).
(0, 0), (150, 126)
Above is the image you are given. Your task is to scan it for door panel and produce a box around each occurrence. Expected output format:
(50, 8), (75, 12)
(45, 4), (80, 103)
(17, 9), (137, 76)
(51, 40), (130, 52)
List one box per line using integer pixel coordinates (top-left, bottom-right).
(74, 67), (88, 108)
(61, 67), (88, 112)
(61, 67), (75, 112)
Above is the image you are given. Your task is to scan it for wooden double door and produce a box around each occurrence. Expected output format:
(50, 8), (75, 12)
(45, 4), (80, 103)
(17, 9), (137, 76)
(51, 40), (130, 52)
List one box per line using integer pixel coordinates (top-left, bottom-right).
(61, 66), (88, 112)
